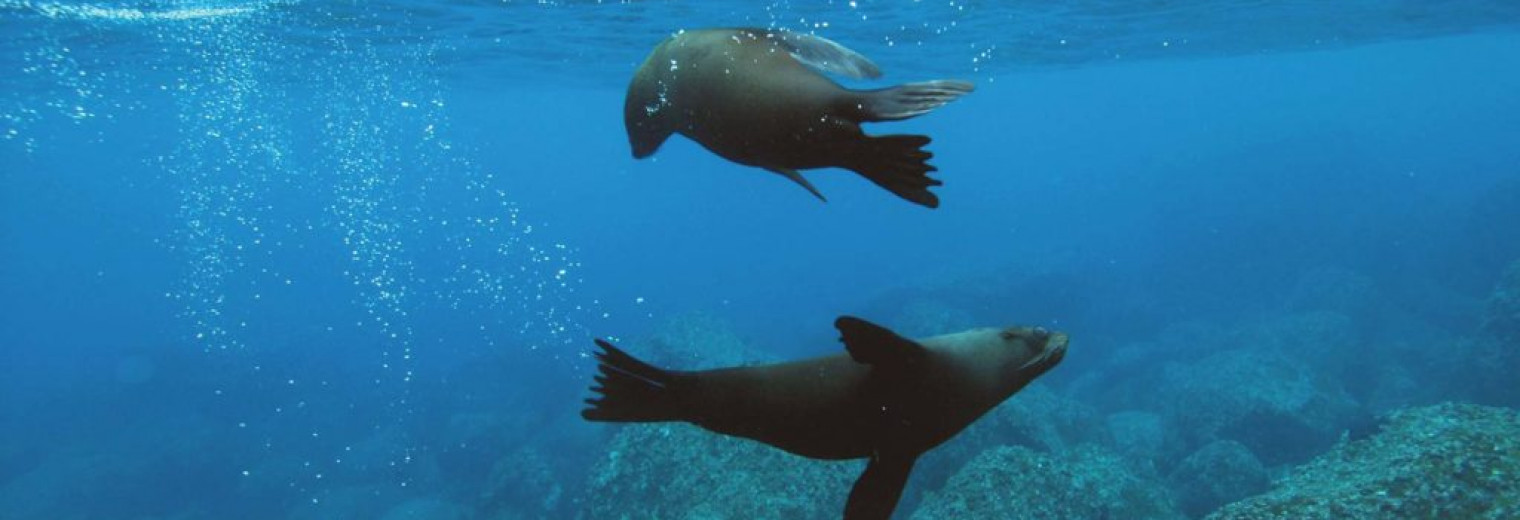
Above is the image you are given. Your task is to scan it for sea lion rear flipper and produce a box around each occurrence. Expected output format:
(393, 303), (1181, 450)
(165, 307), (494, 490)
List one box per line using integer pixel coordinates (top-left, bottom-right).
(843, 451), (918, 520)
(582, 339), (688, 423)
(771, 30), (882, 79)
(835, 316), (926, 370)
(843, 135), (943, 209)
(767, 167), (828, 202)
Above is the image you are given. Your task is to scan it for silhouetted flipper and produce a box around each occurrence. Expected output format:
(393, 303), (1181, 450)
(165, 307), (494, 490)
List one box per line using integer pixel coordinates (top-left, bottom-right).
(844, 450), (918, 520)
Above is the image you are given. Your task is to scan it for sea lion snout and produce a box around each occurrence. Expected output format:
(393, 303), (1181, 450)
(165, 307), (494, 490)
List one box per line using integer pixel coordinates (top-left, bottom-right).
(624, 111), (671, 159)
(1026, 330), (1069, 373)
(1000, 326), (1067, 374)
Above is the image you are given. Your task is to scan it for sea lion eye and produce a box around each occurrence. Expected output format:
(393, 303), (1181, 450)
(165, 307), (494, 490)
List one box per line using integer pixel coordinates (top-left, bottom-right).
(999, 330), (1017, 341)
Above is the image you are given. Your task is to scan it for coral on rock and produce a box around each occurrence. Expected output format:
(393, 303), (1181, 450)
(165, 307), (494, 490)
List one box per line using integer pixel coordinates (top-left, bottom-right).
(911, 444), (1182, 520)
(580, 423), (860, 520)
(1169, 440), (1269, 518)
(1207, 403), (1520, 520)
(908, 383), (1107, 513)
(1149, 347), (1359, 466)
(1106, 410), (1172, 473)
(478, 446), (563, 519)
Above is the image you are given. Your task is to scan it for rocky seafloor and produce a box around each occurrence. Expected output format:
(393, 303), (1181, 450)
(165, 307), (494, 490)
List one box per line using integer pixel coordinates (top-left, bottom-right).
(552, 260), (1520, 519)
(3, 262), (1518, 519)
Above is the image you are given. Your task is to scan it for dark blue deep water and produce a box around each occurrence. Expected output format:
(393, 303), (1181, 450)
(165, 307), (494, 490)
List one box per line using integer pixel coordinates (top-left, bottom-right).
(3, 2), (1520, 519)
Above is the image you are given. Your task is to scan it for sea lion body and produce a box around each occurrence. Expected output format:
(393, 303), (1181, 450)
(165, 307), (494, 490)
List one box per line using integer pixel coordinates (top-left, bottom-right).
(583, 316), (1068, 520)
(628, 30), (847, 169)
(624, 28), (974, 207)
(685, 328), (1048, 459)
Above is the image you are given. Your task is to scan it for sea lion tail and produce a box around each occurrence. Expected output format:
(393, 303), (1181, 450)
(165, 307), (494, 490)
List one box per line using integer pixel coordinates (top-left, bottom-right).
(582, 339), (686, 423)
(845, 135), (943, 208)
(857, 80), (974, 122)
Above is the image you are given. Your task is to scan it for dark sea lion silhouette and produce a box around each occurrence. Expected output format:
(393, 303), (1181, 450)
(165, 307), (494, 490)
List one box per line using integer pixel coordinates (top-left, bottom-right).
(582, 316), (1069, 520)
(623, 28), (974, 208)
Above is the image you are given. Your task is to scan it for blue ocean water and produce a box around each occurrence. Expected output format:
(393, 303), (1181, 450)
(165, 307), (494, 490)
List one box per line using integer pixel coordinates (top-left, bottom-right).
(2, 1), (1519, 519)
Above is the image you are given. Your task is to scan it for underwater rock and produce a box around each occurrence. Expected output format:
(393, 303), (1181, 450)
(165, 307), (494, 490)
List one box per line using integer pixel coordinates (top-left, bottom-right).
(947, 383), (1104, 455)
(909, 383), (1107, 511)
(1153, 347), (1359, 466)
(1106, 410), (1174, 473)
(1236, 311), (1358, 370)
(1207, 403), (1520, 520)
(1360, 363), (1427, 414)
(910, 444), (1182, 520)
(1072, 311), (1366, 471)
(579, 422), (860, 520)
(477, 445), (563, 519)
(1169, 440), (1269, 518)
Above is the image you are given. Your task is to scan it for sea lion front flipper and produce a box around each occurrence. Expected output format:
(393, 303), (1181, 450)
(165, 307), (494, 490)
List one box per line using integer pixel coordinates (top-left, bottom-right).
(858, 80), (975, 122)
(843, 450), (918, 520)
(767, 167), (828, 202)
(772, 30), (883, 80)
(835, 316), (926, 369)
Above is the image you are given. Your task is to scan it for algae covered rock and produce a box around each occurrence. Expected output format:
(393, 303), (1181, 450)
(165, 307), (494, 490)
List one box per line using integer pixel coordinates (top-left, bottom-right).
(911, 445), (1182, 520)
(1152, 348), (1358, 465)
(580, 423), (859, 520)
(936, 383), (1106, 459)
(1207, 403), (1520, 520)
(1169, 440), (1268, 518)
(909, 383), (1108, 512)
(477, 445), (562, 519)
(1106, 410), (1172, 472)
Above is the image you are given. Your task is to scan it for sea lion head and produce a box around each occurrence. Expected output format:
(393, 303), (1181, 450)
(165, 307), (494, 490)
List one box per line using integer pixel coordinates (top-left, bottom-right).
(623, 77), (673, 158)
(623, 41), (679, 159)
(991, 325), (1068, 378)
(936, 325), (1068, 393)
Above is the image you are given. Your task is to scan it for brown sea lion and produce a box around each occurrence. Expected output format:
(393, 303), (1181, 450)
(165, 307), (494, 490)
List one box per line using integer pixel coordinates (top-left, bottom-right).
(582, 316), (1069, 520)
(623, 28), (974, 208)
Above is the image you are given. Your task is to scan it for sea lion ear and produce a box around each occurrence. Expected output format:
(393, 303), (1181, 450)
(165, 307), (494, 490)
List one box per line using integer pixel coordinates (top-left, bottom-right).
(773, 31), (883, 80)
(835, 316), (927, 369)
